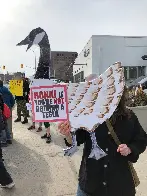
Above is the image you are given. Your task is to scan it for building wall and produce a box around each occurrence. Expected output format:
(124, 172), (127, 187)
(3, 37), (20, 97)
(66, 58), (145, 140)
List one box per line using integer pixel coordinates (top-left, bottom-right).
(92, 35), (147, 75)
(92, 35), (125, 75)
(51, 51), (78, 82)
(73, 37), (92, 80)
(74, 35), (147, 81)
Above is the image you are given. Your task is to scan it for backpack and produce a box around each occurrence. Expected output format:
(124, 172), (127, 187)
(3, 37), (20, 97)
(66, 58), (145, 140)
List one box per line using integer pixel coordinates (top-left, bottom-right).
(3, 103), (11, 119)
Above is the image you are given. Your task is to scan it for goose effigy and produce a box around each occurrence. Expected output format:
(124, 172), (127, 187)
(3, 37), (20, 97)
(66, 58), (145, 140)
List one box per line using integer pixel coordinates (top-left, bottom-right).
(17, 27), (51, 79)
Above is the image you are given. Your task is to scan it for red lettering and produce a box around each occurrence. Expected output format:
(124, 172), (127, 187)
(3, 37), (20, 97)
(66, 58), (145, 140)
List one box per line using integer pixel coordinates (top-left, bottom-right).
(34, 90), (57, 100)
(53, 98), (64, 104)
(61, 98), (64, 104)
(34, 92), (39, 99)
(58, 98), (61, 104)
(39, 91), (43, 99)
(54, 98), (58, 104)
(43, 91), (49, 99)
(49, 90), (56, 98)
(53, 90), (56, 98)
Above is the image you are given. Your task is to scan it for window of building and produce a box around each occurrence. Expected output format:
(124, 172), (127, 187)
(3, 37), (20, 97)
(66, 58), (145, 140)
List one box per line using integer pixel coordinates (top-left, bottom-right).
(79, 68), (80, 70)
(74, 71), (84, 83)
(57, 53), (59, 56)
(129, 67), (137, 79)
(81, 71), (84, 81)
(123, 66), (146, 80)
(75, 54), (78, 58)
(138, 66), (146, 77)
(124, 67), (128, 79)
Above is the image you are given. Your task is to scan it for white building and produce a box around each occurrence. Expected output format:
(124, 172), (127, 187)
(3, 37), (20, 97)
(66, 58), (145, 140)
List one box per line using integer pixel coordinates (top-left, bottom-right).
(73, 35), (147, 82)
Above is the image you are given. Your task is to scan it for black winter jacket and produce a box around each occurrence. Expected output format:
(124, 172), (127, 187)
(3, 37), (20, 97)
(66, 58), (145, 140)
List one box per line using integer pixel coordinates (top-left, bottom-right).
(0, 110), (6, 160)
(76, 112), (147, 196)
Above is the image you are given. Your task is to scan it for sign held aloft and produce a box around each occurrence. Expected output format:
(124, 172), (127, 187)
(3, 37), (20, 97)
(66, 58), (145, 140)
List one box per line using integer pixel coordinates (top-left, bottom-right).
(31, 85), (68, 122)
(9, 80), (23, 96)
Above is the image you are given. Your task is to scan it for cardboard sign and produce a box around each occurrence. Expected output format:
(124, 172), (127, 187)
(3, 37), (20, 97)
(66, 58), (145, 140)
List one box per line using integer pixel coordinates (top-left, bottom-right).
(9, 80), (23, 96)
(31, 85), (68, 122)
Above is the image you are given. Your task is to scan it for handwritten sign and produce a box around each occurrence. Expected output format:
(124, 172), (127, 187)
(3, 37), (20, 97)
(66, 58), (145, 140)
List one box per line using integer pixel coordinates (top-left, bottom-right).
(9, 80), (23, 96)
(31, 85), (68, 122)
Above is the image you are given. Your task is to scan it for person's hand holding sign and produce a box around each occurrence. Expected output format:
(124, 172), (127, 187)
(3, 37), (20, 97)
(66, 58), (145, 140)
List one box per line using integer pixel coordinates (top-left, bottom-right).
(58, 121), (72, 144)
(58, 121), (71, 136)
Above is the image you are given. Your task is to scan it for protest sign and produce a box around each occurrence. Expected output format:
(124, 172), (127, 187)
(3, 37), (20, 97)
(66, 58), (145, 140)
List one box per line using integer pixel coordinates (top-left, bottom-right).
(9, 80), (23, 96)
(31, 85), (68, 122)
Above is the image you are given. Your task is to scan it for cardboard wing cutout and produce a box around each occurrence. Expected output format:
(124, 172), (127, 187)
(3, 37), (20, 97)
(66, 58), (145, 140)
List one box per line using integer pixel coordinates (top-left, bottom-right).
(60, 62), (125, 160)
(17, 27), (51, 79)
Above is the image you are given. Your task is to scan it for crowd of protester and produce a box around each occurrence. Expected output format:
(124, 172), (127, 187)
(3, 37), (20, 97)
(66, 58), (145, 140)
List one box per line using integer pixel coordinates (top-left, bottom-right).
(0, 76), (147, 196)
(0, 76), (52, 189)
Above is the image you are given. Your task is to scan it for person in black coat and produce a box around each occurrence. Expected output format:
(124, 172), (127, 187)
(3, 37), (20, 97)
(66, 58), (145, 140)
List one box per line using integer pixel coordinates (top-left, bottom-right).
(0, 94), (15, 189)
(58, 89), (147, 196)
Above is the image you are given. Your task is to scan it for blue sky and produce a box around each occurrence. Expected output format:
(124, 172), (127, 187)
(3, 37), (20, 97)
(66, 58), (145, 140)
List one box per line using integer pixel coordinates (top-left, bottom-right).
(0, 0), (147, 76)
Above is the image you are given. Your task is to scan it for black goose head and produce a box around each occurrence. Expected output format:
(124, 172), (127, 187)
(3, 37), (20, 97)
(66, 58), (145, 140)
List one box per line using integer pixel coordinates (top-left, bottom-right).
(17, 27), (47, 51)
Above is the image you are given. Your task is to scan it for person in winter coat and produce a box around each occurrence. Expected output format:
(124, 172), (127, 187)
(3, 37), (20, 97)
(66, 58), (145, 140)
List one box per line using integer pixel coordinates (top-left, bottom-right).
(0, 94), (15, 189)
(0, 80), (15, 145)
(58, 89), (147, 196)
(14, 77), (30, 124)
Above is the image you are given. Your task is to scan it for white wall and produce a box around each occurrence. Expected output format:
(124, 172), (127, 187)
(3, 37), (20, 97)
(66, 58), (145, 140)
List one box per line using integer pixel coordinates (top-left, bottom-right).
(73, 37), (92, 78)
(92, 35), (147, 75)
(92, 36), (125, 75)
(74, 35), (147, 79)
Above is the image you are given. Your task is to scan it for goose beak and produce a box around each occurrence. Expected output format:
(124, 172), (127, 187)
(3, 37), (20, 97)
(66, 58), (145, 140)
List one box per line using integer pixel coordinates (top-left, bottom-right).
(17, 35), (30, 46)
(17, 35), (33, 51)
(26, 42), (33, 51)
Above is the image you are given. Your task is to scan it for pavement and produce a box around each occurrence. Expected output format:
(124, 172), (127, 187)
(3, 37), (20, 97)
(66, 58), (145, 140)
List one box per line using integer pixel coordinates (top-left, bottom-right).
(0, 108), (146, 196)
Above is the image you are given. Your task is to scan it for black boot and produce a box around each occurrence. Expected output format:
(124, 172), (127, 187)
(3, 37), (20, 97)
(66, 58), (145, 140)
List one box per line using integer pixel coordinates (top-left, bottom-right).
(21, 118), (28, 124)
(14, 118), (21, 122)
(41, 133), (47, 139)
(7, 140), (12, 145)
(46, 135), (51, 144)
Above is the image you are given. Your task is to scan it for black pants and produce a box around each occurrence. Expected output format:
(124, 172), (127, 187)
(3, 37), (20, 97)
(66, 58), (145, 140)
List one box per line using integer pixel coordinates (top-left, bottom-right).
(16, 100), (28, 119)
(0, 159), (13, 186)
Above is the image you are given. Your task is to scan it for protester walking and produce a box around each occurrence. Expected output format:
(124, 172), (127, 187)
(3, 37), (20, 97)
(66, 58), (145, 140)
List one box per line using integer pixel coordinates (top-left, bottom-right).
(0, 80), (15, 145)
(58, 89), (147, 196)
(0, 94), (15, 189)
(14, 77), (30, 124)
